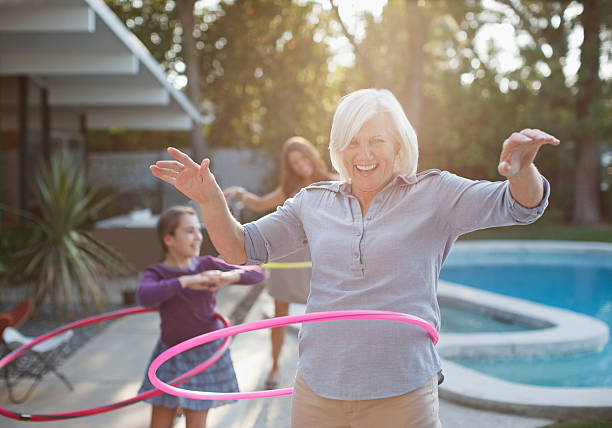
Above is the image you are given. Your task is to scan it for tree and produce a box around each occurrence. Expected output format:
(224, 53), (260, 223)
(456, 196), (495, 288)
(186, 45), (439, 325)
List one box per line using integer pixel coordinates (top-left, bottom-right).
(176, 0), (206, 161)
(339, 0), (611, 222)
(331, 0), (480, 135)
(333, 0), (511, 179)
(486, 0), (611, 223)
(106, 0), (341, 165)
(200, 0), (340, 157)
(573, 0), (608, 223)
(106, 0), (207, 160)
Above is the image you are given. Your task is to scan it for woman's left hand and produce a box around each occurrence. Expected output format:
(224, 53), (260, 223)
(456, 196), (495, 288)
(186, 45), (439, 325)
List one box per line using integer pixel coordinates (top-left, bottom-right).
(498, 129), (560, 178)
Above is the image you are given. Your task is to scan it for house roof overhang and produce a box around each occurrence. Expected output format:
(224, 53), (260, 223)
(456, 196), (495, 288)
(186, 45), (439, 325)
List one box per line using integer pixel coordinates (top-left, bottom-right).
(0, 0), (202, 130)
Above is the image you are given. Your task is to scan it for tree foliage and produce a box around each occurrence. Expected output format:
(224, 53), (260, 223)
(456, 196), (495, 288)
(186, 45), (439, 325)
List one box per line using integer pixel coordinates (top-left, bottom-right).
(103, 0), (611, 222)
(106, 0), (341, 160)
(340, 0), (611, 222)
(340, 0), (512, 180)
(481, 0), (611, 223)
(199, 0), (341, 155)
(105, 0), (184, 80)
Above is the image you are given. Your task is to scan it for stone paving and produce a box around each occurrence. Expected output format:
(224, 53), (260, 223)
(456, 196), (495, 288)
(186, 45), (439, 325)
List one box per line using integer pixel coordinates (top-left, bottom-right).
(0, 284), (557, 427)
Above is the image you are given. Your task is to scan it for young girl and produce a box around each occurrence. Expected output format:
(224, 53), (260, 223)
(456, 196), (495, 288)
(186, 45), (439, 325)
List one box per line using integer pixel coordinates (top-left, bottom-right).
(137, 205), (264, 428)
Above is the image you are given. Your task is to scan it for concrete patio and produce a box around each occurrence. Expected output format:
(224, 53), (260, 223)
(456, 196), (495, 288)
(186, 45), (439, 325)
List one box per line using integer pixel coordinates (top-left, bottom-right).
(0, 283), (560, 427)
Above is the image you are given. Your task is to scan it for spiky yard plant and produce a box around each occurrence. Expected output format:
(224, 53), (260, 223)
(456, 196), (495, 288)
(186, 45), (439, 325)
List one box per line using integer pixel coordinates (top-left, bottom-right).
(7, 152), (134, 314)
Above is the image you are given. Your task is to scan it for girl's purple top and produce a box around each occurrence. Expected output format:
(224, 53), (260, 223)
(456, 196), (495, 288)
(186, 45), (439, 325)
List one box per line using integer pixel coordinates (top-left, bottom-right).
(137, 255), (264, 346)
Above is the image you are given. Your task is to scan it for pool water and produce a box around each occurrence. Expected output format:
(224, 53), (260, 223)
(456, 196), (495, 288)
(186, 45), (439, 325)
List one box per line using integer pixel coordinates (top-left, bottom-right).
(439, 250), (612, 388)
(440, 305), (532, 333)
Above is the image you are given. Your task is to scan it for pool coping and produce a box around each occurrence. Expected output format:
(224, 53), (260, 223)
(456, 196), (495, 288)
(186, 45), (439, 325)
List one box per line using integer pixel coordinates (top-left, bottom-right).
(450, 239), (612, 255)
(438, 281), (609, 357)
(437, 240), (612, 420)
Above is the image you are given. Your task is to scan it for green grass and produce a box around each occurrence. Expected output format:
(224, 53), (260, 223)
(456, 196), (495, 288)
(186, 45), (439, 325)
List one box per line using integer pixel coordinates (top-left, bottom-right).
(544, 422), (612, 428)
(460, 222), (612, 242)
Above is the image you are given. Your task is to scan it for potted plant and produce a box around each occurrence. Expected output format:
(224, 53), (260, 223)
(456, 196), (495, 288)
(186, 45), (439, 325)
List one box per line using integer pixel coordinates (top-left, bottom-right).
(3, 152), (135, 314)
(118, 276), (139, 306)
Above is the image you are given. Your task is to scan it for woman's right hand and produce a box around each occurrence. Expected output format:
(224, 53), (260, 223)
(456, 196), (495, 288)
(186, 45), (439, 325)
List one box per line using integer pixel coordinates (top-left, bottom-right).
(150, 147), (220, 204)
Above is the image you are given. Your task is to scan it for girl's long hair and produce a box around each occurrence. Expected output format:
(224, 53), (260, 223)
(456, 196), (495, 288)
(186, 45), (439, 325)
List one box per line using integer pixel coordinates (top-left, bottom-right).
(279, 136), (334, 198)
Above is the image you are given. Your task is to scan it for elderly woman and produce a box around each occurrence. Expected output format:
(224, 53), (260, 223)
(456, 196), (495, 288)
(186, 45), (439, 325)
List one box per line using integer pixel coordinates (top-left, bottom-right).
(150, 88), (558, 428)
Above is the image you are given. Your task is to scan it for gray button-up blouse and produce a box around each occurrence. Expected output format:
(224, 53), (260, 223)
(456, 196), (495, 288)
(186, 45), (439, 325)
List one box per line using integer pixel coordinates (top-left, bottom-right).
(244, 169), (550, 400)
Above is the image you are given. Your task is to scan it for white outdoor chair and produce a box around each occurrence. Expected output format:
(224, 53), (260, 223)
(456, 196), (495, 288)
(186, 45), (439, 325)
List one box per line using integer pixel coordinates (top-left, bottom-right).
(2, 326), (74, 403)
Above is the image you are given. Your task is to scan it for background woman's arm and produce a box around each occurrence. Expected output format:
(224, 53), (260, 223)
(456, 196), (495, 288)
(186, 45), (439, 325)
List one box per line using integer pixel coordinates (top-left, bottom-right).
(224, 186), (285, 212)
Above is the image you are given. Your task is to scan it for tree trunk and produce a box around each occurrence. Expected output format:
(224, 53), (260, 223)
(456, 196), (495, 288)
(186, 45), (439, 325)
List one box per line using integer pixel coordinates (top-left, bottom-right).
(405, 1), (428, 135)
(573, 0), (601, 224)
(176, 0), (206, 162)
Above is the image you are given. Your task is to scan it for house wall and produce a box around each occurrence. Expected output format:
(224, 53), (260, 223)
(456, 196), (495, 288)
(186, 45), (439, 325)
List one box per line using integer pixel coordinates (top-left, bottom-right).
(88, 148), (276, 196)
(1, 147), (276, 212)
(1, 146), (275, 269)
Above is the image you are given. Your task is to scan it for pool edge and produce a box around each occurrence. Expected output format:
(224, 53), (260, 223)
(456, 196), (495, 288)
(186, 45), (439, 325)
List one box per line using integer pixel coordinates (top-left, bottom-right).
(438, 240), (612, 420)
(439, 359), (612, 420)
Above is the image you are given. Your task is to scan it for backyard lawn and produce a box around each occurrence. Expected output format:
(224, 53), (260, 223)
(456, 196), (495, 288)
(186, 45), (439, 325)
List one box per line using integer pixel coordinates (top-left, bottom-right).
(461, 223), (612, 242)
(546, 422), (612, 428)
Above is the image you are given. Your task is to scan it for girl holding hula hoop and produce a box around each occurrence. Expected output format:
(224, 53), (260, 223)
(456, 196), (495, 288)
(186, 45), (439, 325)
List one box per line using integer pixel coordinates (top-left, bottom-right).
(136, 206), (264, 428)
(223, 136), (336, 390)
(150, 89), (558, 428)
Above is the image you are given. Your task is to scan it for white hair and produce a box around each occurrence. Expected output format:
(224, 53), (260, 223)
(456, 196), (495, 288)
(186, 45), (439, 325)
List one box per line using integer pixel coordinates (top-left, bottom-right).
(329, 88), (419, 182)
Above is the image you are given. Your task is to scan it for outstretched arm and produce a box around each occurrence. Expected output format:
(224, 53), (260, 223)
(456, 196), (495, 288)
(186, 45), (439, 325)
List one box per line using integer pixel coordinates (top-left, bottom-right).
(498, 129), (560, 208)
(150, 147), (247, 264)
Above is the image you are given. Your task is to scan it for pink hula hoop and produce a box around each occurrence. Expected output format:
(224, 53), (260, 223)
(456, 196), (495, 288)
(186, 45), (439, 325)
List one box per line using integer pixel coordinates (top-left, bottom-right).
(0, 307), (231, 422)
(149, 309), (438, 400)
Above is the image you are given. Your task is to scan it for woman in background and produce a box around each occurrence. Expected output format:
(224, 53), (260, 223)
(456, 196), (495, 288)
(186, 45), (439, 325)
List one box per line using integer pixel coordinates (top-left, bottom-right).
(223, 136), (336, 389)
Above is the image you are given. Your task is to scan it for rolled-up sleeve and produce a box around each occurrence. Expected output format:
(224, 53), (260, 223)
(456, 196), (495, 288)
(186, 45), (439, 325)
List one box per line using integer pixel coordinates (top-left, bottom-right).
(244, 223), (270, 265)
(505, 176), (549, 223)
(439, 171), (550, 235)
(243, 190), (308, 265)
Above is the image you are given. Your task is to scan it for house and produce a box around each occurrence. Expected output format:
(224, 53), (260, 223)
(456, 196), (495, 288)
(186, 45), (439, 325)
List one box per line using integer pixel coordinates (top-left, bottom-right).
(0, 0), (277, 270)
(0, 0), (203, 220)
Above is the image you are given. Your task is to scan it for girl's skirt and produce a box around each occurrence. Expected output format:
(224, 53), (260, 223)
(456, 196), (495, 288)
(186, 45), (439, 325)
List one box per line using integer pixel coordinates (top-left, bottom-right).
(138, 337), (239, 411)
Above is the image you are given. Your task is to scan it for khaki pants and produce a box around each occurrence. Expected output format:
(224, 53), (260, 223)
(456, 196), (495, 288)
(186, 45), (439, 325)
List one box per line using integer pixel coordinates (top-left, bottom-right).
(290, 372), (442, 428)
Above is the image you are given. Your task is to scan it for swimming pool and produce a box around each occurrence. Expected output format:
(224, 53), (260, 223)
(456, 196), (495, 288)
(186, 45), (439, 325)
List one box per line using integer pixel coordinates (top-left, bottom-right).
(440, 304), (535, 333)
(439, 241), (612, 388)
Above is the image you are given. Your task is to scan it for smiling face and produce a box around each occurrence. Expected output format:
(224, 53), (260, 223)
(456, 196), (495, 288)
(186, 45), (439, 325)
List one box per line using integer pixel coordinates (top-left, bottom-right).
(341, 115), (398, 199)
(163, 213), (203, 262)
(287, 149), (314, 179)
